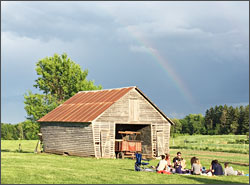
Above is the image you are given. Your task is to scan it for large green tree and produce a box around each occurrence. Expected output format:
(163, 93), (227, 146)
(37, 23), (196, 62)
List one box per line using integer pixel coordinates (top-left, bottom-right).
(24, 53), (102, 122)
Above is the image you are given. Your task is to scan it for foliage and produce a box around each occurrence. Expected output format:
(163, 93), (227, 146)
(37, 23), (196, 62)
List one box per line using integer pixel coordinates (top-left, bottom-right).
(24, 92), (59, 122)
(24, 53), (102, 122)
(1, 123), (18, 140)
(170, 118), (182, 137)
(204, 105), (249, 135)
(171, 114), (206, 135)
(34, 53), (101, 101)
(20, 120), (40, 140)
(171, 104), (249, 135)
(1, 121), (40, 140)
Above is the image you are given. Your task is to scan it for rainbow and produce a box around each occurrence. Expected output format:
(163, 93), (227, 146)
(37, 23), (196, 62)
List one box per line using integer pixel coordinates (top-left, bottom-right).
(103, 8), (195, 105)
(126, 26), (196, 105)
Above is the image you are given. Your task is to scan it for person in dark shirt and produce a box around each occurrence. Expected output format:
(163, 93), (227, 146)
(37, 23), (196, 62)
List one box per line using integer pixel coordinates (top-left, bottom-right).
(210, 160), (224, 175)
(173, 152), (182, 168)
(172, 152), (186, 173)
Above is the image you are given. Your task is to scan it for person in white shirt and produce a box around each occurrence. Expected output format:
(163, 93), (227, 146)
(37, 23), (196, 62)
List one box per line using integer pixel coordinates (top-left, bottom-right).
(224, 162), (244, 176)
(156, 155), (170, 174)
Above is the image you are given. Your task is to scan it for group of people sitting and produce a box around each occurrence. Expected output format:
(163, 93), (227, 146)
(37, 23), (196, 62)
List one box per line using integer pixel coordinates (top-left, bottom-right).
(154, 151), (244, 176)
(155, 151), (187, 174)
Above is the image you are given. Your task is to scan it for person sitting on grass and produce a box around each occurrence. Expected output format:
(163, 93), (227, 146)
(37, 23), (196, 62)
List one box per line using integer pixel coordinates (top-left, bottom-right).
(165, 154), (174, 172)
(210, 160), (224, 176)
(173, 152), (186, 174)
(224, 162), (244, 176)
(191, 158), (202, 175)
(173, 152), (181, 167)
(173, 152), (186, 167)
(165, 154), (171, 166)
(156, 155), (171, 174)
(190, 157), (197, 174)
(191, 157), (197, 168)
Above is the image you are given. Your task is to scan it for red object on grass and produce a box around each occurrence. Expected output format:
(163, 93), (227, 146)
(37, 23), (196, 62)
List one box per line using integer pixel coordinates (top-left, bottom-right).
(157, 170), (171, 174)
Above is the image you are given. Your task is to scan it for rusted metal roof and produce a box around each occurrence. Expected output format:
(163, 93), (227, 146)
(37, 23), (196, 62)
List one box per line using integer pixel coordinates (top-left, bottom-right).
(38, 87), (134, 123)
(38, 86), (174, 125)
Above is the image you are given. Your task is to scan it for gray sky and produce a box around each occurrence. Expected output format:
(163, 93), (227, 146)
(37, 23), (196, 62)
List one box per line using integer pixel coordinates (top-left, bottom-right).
(1, 1), (249, 124)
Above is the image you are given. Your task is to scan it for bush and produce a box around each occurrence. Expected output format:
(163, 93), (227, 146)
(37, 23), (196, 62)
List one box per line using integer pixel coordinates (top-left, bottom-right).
(21, 120), (39, 140)
(1, 123), (16, 140)
(1, 121), (40, 140)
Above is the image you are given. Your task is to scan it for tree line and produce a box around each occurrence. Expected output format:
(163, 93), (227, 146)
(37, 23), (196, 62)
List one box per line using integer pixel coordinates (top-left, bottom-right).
(1, 120), (39, 140)
(171, 104), (249, 136)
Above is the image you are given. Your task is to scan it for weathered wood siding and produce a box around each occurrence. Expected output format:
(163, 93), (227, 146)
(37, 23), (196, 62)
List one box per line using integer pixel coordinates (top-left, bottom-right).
(93, 88), (171, 158)
(92, 122), (115, 158)
(41, 122), (95, 157)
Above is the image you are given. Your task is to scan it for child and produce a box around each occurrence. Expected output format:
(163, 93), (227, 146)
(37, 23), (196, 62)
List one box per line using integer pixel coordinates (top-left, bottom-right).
(224, 162), (244, 176)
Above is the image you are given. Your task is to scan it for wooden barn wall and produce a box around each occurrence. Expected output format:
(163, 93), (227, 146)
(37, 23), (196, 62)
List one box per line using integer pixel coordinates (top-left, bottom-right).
(92, 122), (115, 158)
(41, 122), (95, 157)
(93, 88), (171, 158)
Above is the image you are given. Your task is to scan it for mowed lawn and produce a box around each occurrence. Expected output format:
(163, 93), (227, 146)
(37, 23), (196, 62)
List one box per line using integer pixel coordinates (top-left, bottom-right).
(1, 139), (249, 184)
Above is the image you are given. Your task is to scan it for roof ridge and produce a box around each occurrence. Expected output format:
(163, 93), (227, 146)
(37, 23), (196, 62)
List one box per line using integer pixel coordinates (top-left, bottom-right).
(77, 86), (136, 93)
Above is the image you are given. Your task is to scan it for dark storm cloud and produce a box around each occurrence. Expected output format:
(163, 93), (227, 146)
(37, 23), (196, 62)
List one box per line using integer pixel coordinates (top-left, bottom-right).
(2, 2), (118, 42)
(1, 1), (249, 123)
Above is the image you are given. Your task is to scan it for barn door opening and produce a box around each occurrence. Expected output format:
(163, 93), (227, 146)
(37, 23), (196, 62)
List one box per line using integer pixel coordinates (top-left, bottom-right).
(156, 131), (164, 156)
(115, 123), (152, 158)
(100, 130), (110, 158)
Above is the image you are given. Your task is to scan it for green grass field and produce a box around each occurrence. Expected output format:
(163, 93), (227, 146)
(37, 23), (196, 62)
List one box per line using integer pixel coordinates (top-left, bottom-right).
(1, 136), (249, 184)
(170, 135), (249, 154)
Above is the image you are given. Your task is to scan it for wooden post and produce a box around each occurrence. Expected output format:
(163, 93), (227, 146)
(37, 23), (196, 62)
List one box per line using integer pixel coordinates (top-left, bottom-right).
(19, 143), (22, 152)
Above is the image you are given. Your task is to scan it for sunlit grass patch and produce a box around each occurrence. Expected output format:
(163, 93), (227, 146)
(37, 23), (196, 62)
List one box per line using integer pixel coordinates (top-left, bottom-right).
(1, 139), (249, 184)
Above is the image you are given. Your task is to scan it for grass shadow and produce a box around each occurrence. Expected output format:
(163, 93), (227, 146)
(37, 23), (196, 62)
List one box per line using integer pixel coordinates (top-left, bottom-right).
(1, 149), (33, 154)
(17, 150), (34, 153)
(181, 175), (248, 184)
(1, 149), (11, 152)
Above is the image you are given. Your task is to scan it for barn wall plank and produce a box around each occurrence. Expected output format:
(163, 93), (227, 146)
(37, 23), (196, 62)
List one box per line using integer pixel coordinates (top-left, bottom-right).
(41, 122), (95, 157)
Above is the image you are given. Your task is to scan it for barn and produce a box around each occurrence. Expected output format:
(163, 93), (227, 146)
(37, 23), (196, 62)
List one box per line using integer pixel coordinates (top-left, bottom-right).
(38, 86), (174, 158)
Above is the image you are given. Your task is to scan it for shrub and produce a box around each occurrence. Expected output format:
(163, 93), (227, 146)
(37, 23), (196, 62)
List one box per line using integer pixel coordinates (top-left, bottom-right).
(1, 121), (39, 140)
